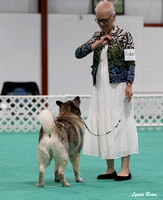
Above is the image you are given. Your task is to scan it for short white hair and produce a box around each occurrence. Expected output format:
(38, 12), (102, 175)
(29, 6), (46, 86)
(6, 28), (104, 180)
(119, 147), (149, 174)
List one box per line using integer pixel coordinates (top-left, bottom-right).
(95, 0), (115, 15)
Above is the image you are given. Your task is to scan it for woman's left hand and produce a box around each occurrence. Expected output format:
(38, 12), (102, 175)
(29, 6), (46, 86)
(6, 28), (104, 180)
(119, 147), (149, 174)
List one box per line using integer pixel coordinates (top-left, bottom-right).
(125, 83), (133, 102)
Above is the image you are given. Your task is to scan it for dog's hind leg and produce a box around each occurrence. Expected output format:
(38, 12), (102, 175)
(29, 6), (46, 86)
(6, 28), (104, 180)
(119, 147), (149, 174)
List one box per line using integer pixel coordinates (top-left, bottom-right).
(37, 146), (51, 187)
(37, 164), (45, 187)
(57, 156), (70, 187)
(70, 153), (83, 182)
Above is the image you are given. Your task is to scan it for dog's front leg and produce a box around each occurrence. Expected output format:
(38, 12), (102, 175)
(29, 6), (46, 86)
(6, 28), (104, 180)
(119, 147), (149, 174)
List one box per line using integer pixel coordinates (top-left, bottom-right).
(54, 162), (60, 182)
(37, 164), (45, 187)
(70, 153), (83, 182)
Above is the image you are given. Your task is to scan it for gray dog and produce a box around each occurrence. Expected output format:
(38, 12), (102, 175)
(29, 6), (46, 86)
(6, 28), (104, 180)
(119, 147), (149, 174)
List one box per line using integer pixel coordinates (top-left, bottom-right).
(37, 96), (84, 187)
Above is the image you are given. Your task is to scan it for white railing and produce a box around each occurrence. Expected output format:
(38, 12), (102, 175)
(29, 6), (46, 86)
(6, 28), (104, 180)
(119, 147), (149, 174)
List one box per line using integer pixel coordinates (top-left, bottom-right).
(0, 93), (163, 132)
(133, 92), (163, 127)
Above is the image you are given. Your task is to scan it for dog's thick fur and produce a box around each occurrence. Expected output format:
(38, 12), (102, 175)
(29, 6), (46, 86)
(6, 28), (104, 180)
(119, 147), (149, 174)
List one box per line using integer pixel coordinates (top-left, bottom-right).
(37, 96), (84, 187)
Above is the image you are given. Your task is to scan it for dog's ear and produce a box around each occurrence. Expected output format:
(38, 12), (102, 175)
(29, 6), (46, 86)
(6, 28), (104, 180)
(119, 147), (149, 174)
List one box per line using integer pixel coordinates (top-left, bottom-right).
(56, 101), (63, 107)
(72, 96), (81, 108)
(70, 102), (77, 110)
(70, 101), (81, 116)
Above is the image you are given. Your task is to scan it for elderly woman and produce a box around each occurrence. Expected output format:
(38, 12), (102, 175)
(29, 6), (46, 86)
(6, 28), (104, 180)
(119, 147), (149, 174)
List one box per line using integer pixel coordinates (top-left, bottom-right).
(75, 0), (138, 181)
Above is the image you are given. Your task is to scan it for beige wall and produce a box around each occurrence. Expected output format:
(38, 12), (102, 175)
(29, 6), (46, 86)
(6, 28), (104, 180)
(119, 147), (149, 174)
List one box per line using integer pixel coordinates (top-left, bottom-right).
(0, 1), (163, 94)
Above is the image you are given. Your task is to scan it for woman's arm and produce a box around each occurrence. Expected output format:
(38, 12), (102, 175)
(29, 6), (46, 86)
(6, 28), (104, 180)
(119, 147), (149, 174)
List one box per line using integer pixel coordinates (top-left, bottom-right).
(75, 33), (112, 59)
(75, 43), (92, 59)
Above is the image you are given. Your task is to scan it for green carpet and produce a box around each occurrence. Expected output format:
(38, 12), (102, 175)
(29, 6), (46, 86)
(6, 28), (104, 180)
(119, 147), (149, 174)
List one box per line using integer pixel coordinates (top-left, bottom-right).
(0, 127), (162, 200)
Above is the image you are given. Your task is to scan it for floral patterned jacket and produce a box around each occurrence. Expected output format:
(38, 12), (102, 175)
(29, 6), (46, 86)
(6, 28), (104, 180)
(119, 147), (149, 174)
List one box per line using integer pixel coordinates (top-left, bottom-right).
(75, 25), (135, 86)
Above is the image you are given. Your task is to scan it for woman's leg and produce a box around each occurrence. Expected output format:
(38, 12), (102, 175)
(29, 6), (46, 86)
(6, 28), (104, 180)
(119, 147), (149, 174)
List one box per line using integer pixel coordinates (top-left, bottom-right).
(118, 155), (130, 176)
(105, 159), (115, 174)
(97, 159), (116, 179)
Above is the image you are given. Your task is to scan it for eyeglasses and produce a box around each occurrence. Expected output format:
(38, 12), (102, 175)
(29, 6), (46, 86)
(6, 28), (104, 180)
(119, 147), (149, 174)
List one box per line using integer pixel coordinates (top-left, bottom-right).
(95, 15), (113, 23)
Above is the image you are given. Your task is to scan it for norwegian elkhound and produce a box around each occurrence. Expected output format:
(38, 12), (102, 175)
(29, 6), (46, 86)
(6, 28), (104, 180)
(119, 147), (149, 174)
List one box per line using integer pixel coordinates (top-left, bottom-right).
(37, 96), (84, 187)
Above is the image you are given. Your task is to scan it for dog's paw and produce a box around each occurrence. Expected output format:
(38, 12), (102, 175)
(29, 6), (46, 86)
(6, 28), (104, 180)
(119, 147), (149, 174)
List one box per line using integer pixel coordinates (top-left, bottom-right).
(62, 182), (70, 187)
(76, 177), (83, 182)
(36, 183), (44, 187)
(55, 178), (60, 182)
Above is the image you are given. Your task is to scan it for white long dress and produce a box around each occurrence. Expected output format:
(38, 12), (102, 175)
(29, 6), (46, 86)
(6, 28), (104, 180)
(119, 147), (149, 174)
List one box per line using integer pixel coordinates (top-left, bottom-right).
(83, 45), (138, 159)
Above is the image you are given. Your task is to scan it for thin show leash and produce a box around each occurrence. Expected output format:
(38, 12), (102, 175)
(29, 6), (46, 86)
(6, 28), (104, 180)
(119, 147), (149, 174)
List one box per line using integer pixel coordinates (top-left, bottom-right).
(82, 100), (129, 137)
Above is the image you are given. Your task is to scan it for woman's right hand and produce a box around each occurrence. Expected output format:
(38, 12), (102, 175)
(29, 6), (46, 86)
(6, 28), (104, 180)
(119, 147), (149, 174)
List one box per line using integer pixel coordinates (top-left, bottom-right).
(91, 35), (112, 50)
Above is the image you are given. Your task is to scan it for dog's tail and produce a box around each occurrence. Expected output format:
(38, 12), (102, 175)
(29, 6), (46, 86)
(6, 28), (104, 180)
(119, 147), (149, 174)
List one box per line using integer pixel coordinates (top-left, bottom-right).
(38, 110), (55, 133)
